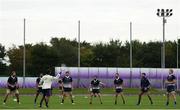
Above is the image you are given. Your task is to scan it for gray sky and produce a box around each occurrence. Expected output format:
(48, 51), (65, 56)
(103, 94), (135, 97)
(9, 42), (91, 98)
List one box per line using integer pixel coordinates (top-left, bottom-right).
(0, 0), (180, 48)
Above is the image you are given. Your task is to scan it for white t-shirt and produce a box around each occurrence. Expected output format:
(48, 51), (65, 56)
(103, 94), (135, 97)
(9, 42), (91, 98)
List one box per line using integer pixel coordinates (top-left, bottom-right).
(40, 74), (58, 89)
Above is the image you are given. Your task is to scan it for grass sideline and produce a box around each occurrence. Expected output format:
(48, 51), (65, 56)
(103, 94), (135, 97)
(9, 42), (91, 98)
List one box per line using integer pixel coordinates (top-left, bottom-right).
(0, 95), (179, 109)
(0, 88), (167, 95)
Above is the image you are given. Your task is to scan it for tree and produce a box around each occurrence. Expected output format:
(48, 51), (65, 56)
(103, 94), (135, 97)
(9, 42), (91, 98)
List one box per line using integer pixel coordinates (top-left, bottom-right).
(91, 40), (123, 67)
(7, 45), (23, 75)
(31, 42), (57, 76)
(7, 44), (33, 76)
(5, 37), (180, 77)
(0, 44), (7, 75)
(50, 37), (78, 67)
(165, 41), (177, 68)
(81, 47), (94, 67)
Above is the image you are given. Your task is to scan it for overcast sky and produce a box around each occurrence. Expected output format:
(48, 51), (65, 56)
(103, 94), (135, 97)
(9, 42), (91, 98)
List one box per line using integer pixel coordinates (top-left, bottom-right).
(0, 0), (180, 48)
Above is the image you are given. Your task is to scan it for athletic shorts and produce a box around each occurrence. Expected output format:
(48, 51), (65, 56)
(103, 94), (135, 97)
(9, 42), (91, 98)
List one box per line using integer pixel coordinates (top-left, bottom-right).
(92, 89), (100, 94)
(167, 85), (175, 93)
(37, 87), (43, 93)
(8, 86), (17, 91)
(141, 87), (149, 92)
(42, 89), (52, 96)
(59, 86), (63, 90)
(6, 89), (19, 94)
(63, 87), (72, 92)
(116, 88), (123, 93)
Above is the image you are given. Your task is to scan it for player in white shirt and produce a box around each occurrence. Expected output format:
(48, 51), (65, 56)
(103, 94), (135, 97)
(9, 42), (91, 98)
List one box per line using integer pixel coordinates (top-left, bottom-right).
(39, 70), (58, 108)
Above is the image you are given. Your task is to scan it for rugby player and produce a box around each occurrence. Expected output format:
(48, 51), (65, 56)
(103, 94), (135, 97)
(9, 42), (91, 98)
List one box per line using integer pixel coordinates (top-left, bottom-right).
(89, 75), (104, 104)
(136, 73), (153, 105)
(61, 71), (74, 104)
(34, 73), (43, 106)
(39, 70), (58, 108)
(165, 69), (177, 106)
(3, 71), (20, 104)
(58, 79), (63, 98)
(114, 73), (125, 104)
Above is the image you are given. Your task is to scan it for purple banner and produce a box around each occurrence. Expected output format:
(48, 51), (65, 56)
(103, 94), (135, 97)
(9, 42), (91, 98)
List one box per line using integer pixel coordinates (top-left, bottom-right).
(0, 68), (179, 90)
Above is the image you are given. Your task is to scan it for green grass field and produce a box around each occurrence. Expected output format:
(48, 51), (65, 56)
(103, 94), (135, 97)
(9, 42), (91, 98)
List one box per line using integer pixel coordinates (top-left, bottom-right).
(0, 88), (167, 95)
(0, 88), (179, 109)
(0, 95), (179, 109)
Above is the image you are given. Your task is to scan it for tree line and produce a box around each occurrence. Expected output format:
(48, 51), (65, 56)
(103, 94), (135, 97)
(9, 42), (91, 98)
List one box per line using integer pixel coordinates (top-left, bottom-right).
(0, 37), (179, 76)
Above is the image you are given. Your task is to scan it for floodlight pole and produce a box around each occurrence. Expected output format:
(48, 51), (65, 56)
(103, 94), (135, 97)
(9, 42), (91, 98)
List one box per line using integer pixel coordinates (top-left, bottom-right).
(177, 36), (179, 90)
(162, 16), (165, 68)
(130, 22), (133, 88)
(78, 20), (81, 69)
(161, 15), (166, 90)
(77, 20), (81, 88)
(177, 36), (179, 68)
(157, 9), (173, 90)
(23, 18), (26, 88)
(157, 9), (173, 68)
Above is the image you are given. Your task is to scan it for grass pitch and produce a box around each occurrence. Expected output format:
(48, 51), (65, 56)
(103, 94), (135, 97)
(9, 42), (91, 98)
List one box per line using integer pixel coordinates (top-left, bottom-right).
(0, 88), (179, 109)
(0, 95), (179, 109)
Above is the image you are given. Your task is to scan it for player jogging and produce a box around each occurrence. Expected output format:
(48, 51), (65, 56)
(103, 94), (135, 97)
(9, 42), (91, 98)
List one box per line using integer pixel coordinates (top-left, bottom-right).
(3, 71), (20, 104)
(34, 73), (43, 106)
(89, 75), (104, 104)
(114, 73), (125, 104)
(39, 70), (58, 108)
(61, 71), (74, 104)
(136, 73), (153, 105)
(165, 69), (177, 106)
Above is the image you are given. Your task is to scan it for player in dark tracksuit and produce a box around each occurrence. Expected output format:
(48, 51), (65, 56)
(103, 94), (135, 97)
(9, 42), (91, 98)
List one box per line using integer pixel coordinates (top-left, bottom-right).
(34, 73), (43, 105)
(89, 76), (104, 104)
(114, 73), (125, 104)
(165, 69), (177, 106)
(61, 71), (74, 104)
(137, 73), (153, 105)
